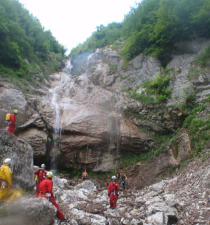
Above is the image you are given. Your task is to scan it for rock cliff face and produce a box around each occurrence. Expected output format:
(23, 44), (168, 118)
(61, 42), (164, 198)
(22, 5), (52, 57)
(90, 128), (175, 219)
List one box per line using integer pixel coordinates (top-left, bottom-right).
(1, 38), (210, 174)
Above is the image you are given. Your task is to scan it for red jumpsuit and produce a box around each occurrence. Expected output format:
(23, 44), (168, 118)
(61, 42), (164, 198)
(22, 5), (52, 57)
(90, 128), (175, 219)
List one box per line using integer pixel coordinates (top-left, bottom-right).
(7, 114), (16, 134)
(34, 169), (47, 197)
(39, 178), (64, 220)
(108, 181), (119, 208)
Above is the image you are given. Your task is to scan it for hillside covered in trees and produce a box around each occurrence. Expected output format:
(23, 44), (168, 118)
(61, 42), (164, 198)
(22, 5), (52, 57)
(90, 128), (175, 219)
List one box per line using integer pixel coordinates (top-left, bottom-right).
(0, 0), (66, 82)
(70, 0), (210, 66)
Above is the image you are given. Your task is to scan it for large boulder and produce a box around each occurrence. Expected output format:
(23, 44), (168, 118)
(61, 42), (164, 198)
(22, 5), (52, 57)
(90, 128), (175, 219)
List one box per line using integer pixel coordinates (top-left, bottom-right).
(0, 130), (34, 189)
(1, 197), (57, 225)
(0, 82), (30, 130)
(18, 128), (47, 157)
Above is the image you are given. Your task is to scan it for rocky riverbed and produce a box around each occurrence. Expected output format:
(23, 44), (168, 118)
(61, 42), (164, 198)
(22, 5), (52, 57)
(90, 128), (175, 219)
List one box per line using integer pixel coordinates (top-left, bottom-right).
(2, 152), (209, 225)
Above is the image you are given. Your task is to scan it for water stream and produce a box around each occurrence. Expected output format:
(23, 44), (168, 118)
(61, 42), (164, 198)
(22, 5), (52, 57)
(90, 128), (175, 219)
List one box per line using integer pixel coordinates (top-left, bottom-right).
(49, 60), (72, 170)
(114, 92), (120, 157)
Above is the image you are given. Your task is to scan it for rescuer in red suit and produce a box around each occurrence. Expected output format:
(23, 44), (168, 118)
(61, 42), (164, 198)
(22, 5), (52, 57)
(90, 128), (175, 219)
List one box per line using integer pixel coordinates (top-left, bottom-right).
(39, 171), (67, 221)
(108, 175), (119, 208)
(7, 110), (18, 134)
(34, 164), (47, 197)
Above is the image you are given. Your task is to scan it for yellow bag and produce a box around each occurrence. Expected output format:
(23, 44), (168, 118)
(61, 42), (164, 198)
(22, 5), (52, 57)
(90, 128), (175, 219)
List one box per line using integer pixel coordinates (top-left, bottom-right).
(5, 113), (11, 121)
(35, 175), (38, 181)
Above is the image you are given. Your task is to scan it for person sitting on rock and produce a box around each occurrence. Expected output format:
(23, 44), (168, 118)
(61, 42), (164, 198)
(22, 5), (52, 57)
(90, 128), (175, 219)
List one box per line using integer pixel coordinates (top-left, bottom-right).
(7, 109), (18, 134)
(82, 170), (88, 182)
(108, 176), (119, 209)
(39, 171), (67, 222)
(34, 164), (47, 197)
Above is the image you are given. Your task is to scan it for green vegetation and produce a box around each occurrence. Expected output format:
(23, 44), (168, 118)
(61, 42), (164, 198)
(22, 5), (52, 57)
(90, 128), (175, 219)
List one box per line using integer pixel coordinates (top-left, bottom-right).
(119, 74), (128, 80)
(0, 0), (66, 82)
(195, 45), (210, 67)
(120, 131), (178, 168)
(182, 87), (197, 106)
(127, 74), (172, 104)
(188, 45), (210, 80)
(70, 0), (210, 67)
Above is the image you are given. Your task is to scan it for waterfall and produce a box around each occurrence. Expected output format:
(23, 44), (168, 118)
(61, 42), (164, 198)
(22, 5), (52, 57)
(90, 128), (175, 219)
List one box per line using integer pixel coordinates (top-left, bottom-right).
(109, 92), (121, 171)
(114, 92), (120, 157)
(49, 60), (72, 170)
(85, 52), (96, 81)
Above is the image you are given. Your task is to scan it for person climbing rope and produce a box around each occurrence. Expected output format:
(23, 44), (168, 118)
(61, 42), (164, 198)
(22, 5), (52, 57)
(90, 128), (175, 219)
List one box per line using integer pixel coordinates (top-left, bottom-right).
(39, 171), (67, 222)
(0, 158), (22, 204)
(82, 170), (88, 182)
(7, 109), (18, 134)
(121, 174), (127, 190)
(108, 176), (119, 209)
(34, 164), (47, 197)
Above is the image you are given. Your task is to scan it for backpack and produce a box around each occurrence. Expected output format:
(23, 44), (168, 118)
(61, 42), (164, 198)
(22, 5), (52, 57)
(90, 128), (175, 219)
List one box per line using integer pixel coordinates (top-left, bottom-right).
(6, 113), (11, 122)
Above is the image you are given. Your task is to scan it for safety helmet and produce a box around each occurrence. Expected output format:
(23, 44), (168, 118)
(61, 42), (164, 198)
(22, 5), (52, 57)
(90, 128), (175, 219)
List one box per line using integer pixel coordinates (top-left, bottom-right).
(47, 172), (53, 178)
(14, 109), (18, 114)
(112, 176), (116, 180)
(5, 158), (12, 165)
(41, 164), (46, 168)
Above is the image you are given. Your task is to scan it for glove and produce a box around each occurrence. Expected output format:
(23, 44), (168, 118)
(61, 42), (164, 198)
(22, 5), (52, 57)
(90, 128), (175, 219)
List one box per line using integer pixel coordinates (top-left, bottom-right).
(108, 193), (110, 197)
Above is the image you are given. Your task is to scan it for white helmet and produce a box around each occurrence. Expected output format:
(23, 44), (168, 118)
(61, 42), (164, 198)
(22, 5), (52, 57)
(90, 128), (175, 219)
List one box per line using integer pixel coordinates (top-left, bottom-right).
(5, 158), (12, 165)
(112, 176), (116, 180)
(47, 171), (53, 178)
(41, 164), (46, 168)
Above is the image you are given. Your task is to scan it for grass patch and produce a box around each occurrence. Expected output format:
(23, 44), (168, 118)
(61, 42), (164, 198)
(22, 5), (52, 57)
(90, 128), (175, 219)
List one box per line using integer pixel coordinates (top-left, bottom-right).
(179, 159), (191, 170)
(123, 110), (148, 120)
(120, 132), (178, 168)
(119, 74), (128, 80)
(121, 87), (133, 93)
(182, 87), (197, 106)
(129, 74), (172, 105)
(195, 45), (210, 68)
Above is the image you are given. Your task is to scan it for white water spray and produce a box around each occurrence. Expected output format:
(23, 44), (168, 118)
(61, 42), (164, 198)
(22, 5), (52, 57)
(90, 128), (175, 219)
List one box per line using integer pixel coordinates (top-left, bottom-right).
(49, 60), (72, 170)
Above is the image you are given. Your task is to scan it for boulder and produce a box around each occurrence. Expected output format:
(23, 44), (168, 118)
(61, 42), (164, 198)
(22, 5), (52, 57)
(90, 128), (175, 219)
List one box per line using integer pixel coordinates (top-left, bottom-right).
(0, 82), (29, 130)
(18, 128), (47, 157)
(0, 130), (34, 189)
(1, 197), (57, 225)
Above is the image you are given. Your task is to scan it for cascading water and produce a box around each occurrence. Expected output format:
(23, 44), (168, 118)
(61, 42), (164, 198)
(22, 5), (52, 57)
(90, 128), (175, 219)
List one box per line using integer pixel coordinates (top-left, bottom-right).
(114, 92), (120, 157)
(84, 52), (96, 170)
(109, 92), (121, 173)
(49, 60), (72, 170)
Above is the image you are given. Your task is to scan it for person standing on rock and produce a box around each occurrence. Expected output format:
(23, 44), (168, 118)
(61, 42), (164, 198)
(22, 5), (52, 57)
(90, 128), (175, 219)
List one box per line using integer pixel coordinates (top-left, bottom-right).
(108, 176), (119, 209)
(121, 174), (127, 190)
(7, 109), (18, 134)
(34, 164), (47, 197)
(82, 170), (88, 182)
(0, 158), (22, 204)
(39, 171), (67, 222)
